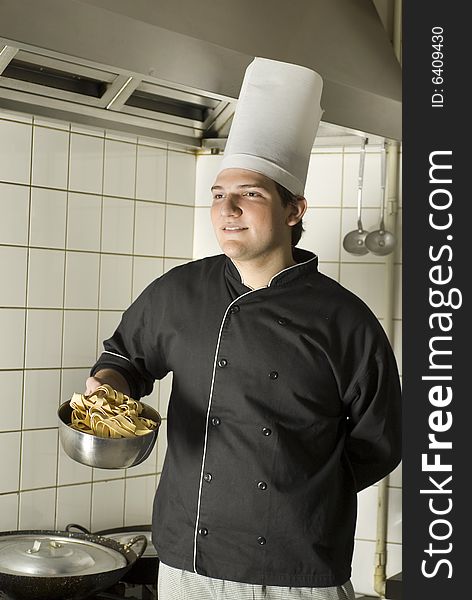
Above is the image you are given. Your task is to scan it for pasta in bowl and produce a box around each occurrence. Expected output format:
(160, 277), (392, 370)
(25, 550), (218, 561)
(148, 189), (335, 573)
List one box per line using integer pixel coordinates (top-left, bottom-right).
(58, 385), (161, 469)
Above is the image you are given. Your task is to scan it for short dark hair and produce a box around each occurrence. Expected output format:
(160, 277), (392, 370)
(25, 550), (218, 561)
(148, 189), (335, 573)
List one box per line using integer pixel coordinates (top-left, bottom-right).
(275, 182), (304, 246)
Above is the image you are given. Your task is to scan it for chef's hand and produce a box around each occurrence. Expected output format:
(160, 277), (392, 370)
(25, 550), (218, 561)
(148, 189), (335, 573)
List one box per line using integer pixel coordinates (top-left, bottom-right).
(85, 369), (131, 396)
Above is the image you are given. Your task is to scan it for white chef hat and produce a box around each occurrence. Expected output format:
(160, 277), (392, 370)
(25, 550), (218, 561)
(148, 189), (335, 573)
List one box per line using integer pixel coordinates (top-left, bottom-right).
(219, 57), (323, 196)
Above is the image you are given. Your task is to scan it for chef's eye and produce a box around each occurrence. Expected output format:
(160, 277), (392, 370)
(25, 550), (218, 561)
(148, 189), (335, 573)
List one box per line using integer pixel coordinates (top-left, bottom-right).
(212, 193), (224, 200)
(245, 191), (260, 197)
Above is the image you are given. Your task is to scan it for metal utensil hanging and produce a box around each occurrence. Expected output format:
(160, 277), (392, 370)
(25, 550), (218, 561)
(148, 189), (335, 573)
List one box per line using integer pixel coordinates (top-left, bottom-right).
(342, 138), (369, 255)
(365, 142), (396, 255)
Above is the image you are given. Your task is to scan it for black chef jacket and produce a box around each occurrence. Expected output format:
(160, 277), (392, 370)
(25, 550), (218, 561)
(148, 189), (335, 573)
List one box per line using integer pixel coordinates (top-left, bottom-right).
(91, 248), (402, 587)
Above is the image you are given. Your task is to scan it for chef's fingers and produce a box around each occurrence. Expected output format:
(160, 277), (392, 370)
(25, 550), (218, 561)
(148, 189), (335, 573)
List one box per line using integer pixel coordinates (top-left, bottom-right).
(85, 376), (103, 395)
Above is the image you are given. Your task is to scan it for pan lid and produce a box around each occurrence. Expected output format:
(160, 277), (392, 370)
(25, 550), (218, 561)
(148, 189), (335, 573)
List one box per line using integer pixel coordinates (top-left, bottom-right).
(0, 533), (127, 577)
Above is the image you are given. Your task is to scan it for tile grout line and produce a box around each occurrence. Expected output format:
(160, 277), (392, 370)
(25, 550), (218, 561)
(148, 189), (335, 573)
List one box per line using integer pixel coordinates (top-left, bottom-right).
(54, 120), (72, 528)
(123, 137), (140, 526)
(16, 117), (36, 529)
(162, 144), (169, 271)
(90, 127), (107, 528)
(94, 133), (105, 362)
(0, 179), (193, 208)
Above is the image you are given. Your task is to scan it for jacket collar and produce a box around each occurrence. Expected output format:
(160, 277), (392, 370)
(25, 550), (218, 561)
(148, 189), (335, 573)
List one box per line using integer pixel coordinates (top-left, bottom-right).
(225, 248), (319, 289)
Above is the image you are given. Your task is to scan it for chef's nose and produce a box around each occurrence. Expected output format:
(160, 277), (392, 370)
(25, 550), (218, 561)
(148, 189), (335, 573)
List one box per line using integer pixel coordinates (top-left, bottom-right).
(220, 194), (242, 217)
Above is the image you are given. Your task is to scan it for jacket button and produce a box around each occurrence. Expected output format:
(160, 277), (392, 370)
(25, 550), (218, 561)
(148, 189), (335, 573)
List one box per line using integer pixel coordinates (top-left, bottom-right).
(262, 427), (272, 436)
(217, 358), (228, 368)
(277, 318), (287, 326)
(257, 481), (267, 490)
(204, 472), (212, 483)
(198, 527), (208, 536)
(229, 305), (240, 314)
(257, 536), (266, 545)
(211, 416), (221, 426)
(269, 371), (279, 380)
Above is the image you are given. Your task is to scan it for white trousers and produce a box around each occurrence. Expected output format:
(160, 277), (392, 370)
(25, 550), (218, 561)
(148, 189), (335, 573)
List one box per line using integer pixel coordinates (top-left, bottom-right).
(157, 562), (356, 600)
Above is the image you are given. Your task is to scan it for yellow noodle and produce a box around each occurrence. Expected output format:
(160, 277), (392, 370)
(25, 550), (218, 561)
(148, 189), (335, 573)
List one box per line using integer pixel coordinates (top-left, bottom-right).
(69, 384), (159, 438)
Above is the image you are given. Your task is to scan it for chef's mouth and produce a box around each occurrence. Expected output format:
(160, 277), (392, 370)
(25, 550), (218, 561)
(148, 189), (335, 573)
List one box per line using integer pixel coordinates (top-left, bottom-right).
(222, 226), (248, 231)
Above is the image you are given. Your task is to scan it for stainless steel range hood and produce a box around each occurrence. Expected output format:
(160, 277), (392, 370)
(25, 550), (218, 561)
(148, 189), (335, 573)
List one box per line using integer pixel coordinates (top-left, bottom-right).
(0, 0), (401, 148)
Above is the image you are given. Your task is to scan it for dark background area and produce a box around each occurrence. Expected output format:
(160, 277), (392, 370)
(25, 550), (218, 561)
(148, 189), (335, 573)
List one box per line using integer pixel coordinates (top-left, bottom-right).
(403, 2), (469, 597)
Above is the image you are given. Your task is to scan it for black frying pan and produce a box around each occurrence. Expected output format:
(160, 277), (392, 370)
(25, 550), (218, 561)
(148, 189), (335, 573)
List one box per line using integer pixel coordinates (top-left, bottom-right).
(0, 529), (146, 600)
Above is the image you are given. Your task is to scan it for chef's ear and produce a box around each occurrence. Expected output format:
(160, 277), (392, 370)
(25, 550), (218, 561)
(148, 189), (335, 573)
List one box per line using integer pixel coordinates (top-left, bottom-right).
(286, 196), (307, 226)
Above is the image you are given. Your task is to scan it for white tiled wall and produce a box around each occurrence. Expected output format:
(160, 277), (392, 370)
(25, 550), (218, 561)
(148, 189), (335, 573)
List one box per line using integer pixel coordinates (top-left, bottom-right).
(0, 108), (195, 532)
(194, 145), (403, 596)
(1, 105), (401, 596)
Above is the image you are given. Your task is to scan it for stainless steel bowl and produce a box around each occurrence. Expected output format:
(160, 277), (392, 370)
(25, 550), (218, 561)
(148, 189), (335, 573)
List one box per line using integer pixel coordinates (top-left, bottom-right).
(58, 401), (161, 469)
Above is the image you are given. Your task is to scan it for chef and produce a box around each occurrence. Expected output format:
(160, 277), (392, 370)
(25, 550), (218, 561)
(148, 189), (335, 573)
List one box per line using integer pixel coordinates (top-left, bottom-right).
(87, 57), (402, 600)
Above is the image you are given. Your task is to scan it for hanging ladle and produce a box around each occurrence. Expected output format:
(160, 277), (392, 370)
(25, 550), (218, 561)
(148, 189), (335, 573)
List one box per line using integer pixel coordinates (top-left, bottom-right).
(365, 143), (396, 256)
(343, 138), (369, 255)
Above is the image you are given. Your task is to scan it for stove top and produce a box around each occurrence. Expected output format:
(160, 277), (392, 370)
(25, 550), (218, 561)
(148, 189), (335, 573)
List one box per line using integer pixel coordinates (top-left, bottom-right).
(0, 582), (157, 600)
(93, 582), (157, 599)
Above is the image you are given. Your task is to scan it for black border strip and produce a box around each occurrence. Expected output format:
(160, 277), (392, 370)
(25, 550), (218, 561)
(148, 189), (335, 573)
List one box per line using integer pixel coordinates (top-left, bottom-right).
(403, 3), (468, 597)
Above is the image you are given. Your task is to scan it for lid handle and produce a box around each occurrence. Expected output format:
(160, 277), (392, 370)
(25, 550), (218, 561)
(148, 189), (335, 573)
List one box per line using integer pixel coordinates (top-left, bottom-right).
(26, 539), (42, 554)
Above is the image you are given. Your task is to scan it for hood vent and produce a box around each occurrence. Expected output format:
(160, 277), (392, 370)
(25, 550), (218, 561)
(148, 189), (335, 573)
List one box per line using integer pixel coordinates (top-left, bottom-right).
(3, 58), (108, 98)
(0, 0), (401, 147)
(124, 91), (210, 123)
(0, 45), (232, 148)
(3, 52), (217, 121)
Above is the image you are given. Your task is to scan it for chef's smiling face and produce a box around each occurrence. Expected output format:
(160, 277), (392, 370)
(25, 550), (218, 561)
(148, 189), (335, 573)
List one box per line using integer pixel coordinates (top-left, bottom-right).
(210, 168), (305, 266)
